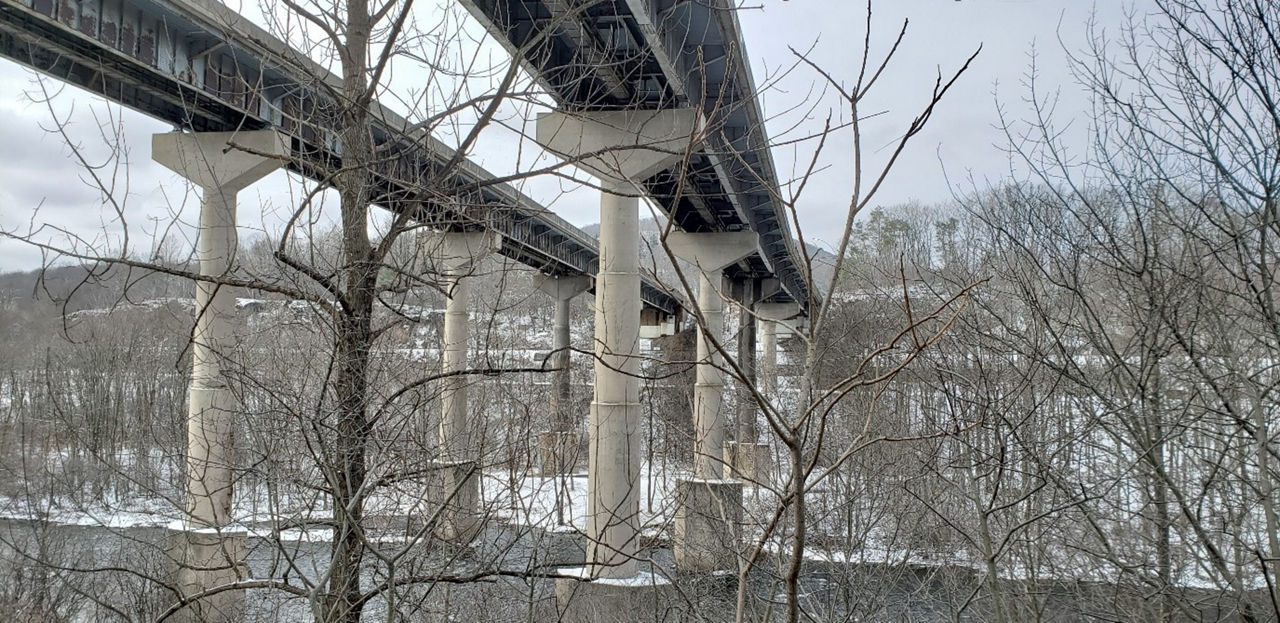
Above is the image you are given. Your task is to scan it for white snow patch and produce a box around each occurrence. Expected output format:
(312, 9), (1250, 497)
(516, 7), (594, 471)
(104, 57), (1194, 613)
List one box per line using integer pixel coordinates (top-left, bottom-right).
(555, 566), (671, 586)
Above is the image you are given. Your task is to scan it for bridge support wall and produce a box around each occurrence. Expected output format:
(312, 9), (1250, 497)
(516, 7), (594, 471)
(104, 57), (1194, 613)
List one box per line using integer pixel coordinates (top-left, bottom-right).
(536, 108), (698, 582)
(152, 130), (287, 622)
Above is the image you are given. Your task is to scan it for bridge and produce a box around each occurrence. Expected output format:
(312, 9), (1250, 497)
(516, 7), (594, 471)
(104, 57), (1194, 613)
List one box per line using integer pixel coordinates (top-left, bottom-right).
(459, 0), (814, 591)
(460, 0), (815, 311)
(0, 0), (681, 314)
(0, 0), (811, 618)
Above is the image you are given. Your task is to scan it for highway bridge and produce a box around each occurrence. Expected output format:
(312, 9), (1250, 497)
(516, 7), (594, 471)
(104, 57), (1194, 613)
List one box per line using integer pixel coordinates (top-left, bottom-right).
(456, 0), (817, 586)
(460, 0), (815, 310)
(0, 0), (811, 611)
(0, 0), (681, 313)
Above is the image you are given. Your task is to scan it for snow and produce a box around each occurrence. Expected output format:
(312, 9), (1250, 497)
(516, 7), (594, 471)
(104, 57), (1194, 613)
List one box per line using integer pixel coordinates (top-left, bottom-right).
(483, 463), (681, 535)
(555, 566), (672, 586)
(166, 520), (250, 535)
(0, 466), (1264, 593)
(0, 495), (177, 529)
(683, 477), (741, 485)
(0, 461), (686, 542)
(254, 526), (334, 543)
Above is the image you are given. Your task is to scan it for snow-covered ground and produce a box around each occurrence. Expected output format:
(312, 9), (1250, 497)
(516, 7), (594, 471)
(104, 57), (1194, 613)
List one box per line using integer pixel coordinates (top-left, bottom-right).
(0, 462), (695, 538)
(0, 451), (1270, 605)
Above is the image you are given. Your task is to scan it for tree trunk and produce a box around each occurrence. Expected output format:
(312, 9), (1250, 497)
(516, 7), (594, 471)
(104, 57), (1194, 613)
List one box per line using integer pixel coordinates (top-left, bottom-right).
(323, 0), (374, 617)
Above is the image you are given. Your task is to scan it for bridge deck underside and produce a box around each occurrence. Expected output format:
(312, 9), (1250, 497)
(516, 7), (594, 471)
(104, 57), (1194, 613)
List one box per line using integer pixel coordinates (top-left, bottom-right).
(463, 0), (813, 308)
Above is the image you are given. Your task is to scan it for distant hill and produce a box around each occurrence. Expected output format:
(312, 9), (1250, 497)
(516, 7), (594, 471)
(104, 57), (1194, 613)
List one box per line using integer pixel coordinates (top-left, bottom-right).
(0, 263), (190, 312)
(804, 244), (838, 296)
(0, 220), (840, 318)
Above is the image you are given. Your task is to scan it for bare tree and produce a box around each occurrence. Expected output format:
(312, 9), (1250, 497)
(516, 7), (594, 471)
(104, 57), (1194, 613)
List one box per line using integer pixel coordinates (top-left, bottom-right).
(950, 2), (1280, 619)
(0, 0), (608, 619)
(637, 4), (982, 622)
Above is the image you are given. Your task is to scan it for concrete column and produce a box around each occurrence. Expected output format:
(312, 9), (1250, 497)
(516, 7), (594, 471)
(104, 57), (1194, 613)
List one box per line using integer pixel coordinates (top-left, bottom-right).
(552, 295), (573, 426)
(152, 130), (287, 622)
(154, 130), (285, 528)
(666, 231), (757, 572)
(537, 108), (698, 584)
(756, 302), (803, 401)
(666, 231), (759, 478)
(420, 230), (497, 540)
(440, 236), (469, 460)
(725, 279), (771, 482)
(693, 269), (726, 477)
(759, 318), (778, 397)
(421, 231), (499, 458)
(534, 274), (592, 475)
(588, 183), (643, 577)
(734, 280), (758, 443)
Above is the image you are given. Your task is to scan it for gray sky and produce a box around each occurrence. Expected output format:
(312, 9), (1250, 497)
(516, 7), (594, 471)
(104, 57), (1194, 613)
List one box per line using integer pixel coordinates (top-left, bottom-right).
(0, 0), (1148, 272)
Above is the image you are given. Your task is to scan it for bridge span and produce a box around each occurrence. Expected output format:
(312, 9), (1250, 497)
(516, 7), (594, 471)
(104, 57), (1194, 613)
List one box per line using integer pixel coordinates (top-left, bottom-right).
(0, 0), (681, 313)
(0, 0), (806, 617)
(461, 0), (816, 311)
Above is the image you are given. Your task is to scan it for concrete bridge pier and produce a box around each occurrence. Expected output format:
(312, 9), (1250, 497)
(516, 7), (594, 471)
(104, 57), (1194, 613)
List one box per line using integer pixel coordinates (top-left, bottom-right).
(752, 302), (803, 482)
(536, 108), (698, 621)
(760, 317), (778, 395)
(152, 130), (287, 622)
(420, 231), (498, 542)
(666, 231), (758, 572)
(724, 278), (775, 485)
(756, 302), (803, 402)
(727, 280), (762, 486)
(638, 308), (677, 339)
(534, 274), (592, 476)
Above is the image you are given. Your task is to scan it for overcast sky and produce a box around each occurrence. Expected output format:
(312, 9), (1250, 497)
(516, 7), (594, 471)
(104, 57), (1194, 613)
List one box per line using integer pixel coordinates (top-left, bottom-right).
(0, 0), (1150, 272)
